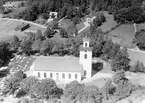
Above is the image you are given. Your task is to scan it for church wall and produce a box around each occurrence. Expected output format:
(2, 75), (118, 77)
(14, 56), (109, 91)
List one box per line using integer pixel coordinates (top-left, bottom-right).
(80, 50), (92, 78)
(31, 71), (82, 82)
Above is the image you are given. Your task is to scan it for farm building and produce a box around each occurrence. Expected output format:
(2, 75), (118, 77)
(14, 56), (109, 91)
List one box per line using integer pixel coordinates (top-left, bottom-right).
(30, 37), (93, 83)
(15, 23), (30, 32)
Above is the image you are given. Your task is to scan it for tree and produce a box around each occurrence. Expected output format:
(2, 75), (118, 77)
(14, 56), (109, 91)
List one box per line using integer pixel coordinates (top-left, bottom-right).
(111, 48), (130, 71)
(101, 79), (112, 100)
(26, 32), (35, 42)
(19, 76), (39, 95)
(134, 29), (145, 50)
(114, 6), (145, 24)
(108, 6), (113, 14)
(93, 16), (102, 27)
(92, 41), (103, 57)
(63, 81), (102, 103)
(99, 13), (106, 23)
(69, 38), (82, 57)
(20, 40), (32, 55)
(10, 35), (20, 51)
(59, 28), (68, 38)
(35, 30), (43, 41)
(63, 81), (85, 103)
(40, 39), (54, 55)
(130, 61), (145, 73)
(32, 39), (42, 52)
(102, 39), (114, 59)
(0, 42), (12, 67)
(115, 80), (135, 100)
(51, 21), (58, 30)
(72, 16), (80, 25)
(44, 27), (55, 38)
(13, 70), (26, 80)
(66, 6), (74, 19)
(113, 70), (126, 84)
(30, 79), (62, 99)
(2, 77), (22, 95)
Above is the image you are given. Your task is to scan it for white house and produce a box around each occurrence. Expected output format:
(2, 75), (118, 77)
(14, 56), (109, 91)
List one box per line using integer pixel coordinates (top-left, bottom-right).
(49, 12), (58, 19)
(30, 37), (93, 83)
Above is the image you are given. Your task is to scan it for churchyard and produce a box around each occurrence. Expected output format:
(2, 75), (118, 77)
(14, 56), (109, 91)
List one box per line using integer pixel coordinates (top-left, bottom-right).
(0, 0), (145, 102)
(8, 55), (36, 73)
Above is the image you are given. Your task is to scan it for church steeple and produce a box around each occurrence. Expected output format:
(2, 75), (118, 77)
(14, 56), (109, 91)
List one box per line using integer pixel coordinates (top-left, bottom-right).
(79, 37), (92, 78)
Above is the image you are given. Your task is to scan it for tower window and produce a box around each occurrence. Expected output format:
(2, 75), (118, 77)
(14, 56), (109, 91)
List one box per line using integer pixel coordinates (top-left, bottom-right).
(75, 74), (78, 79)
(62, 73), (65, 79)
(50, 73), (53, 78)
(84, 70), (87, 76)
(38, 72), (40, 78)
(68, 74), (71, 79)
(85, 43), (87, 47)
(84, 54), (87, 59)
(44, 73), (47, 78)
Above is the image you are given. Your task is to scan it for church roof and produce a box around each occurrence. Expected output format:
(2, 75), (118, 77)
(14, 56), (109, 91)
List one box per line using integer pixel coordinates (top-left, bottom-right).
(33, 56), (83, 73)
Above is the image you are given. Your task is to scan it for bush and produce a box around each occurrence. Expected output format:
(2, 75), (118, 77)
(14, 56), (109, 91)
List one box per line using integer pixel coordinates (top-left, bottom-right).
(130, 61), (145, 73)
(99, 13), (106, 23)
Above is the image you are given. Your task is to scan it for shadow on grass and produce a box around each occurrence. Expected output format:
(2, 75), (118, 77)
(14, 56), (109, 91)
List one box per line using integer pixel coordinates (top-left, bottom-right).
(0, 69), (10, 78)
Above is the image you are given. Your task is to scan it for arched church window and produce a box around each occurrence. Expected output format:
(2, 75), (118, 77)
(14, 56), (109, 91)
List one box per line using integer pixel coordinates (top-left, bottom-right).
(50, 73), (53, 78)
(84, 54), (87, 59)
(75, 74), (78, 79)
(68, 74), (71, 79)
(62, 73), (65, 79)
(44, 73), (47, 78)
(38, 72), (40, 78)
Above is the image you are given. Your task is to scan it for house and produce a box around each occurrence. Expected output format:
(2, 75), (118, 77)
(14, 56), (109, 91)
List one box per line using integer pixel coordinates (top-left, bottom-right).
(30, 37), (93, 83)
(3, 1), (26, 10)
(49, 12), (58, 19)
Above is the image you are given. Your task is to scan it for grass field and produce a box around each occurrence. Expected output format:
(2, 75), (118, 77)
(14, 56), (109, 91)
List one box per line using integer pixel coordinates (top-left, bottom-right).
(108, 24), (135, 48)
(59, 18), (86, 36)
(100, 11), (118, 32)
(128, 49), (145, 66)
(0, 19), (45, 42)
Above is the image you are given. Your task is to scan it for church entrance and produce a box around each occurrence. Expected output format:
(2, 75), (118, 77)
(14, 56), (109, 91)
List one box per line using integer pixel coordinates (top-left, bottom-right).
(56, 73), (59, 81)
(92, 62), (103, 76)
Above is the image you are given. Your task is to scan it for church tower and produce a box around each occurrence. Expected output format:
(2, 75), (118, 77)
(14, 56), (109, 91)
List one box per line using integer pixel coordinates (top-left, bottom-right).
(79, 37), (92, 78)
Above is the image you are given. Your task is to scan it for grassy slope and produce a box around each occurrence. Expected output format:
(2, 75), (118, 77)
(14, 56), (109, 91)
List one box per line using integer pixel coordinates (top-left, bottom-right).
(109, 24), (135, 48)
(0, 19), (45, 42)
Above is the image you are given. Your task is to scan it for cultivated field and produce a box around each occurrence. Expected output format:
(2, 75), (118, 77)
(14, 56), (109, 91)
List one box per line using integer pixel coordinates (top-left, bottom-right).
(0, 19), (46, 42)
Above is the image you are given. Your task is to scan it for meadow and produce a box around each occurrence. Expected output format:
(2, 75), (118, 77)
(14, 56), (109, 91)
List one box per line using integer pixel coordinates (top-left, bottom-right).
(0, 19), (45, 42)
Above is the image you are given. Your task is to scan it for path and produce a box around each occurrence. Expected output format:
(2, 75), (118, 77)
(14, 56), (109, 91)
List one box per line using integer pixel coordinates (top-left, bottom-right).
(0, 18), (47, 29)
(128, 47), (145, 54)
(74, 16), (96, 35)
(81, 72), (113, 83)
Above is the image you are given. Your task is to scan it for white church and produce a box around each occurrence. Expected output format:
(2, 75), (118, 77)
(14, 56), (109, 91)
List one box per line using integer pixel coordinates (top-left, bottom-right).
(30, 37), (93, 82)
